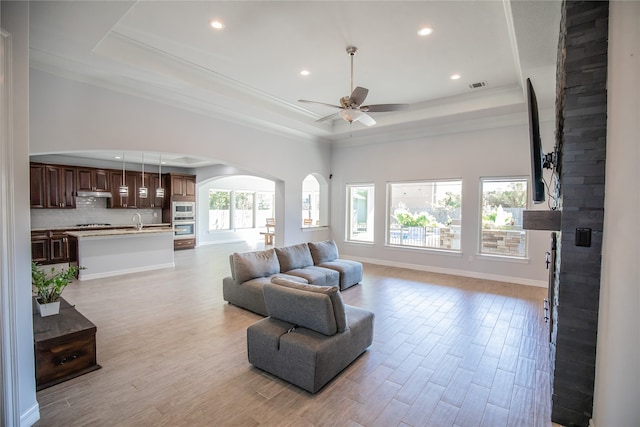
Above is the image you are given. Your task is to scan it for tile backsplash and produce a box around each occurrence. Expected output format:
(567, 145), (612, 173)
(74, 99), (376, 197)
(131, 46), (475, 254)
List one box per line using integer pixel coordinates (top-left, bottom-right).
(31, 197), (163, 229)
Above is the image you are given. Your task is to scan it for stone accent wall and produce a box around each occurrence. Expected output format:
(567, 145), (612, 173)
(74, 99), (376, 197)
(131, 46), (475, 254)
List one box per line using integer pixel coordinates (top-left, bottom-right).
(480, 229), (524, 256)
(439, 227), (460, 250)
(551, 2), (609, 426)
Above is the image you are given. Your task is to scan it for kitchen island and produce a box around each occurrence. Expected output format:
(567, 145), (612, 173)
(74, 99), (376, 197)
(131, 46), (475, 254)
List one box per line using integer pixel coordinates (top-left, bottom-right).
(65, 227), (174, 281)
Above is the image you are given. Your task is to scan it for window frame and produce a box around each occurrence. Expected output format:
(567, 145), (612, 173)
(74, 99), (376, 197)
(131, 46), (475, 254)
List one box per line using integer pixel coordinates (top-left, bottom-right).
(301, 173), (329, 229)
(478, 176), (529, 259)
(208, 189), (231, 231)
(233, 190), (255, 229)
(346, 183), (375, 244)
(385, 179), (463, 252)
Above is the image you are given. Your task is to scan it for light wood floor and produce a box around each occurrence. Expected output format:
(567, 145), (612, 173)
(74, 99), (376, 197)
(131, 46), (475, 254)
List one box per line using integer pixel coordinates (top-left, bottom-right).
(34, 241), (554, 427)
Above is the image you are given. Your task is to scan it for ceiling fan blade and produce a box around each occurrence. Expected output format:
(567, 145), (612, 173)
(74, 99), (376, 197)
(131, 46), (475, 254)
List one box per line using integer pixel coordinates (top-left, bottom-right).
(316, 112), (341, 123)
(298, 100), (342, 109)
(356, 112), (376, 127)
(348, 86), (369, 107)
(361, 103), (410, 112)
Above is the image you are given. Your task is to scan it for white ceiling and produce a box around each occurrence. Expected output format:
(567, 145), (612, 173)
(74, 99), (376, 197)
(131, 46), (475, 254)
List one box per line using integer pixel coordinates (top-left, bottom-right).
(28, 0), (561, 165)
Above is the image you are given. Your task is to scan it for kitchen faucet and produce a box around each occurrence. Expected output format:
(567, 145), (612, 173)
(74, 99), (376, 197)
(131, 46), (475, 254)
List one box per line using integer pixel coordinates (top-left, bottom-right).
(132, 212), (143, 230)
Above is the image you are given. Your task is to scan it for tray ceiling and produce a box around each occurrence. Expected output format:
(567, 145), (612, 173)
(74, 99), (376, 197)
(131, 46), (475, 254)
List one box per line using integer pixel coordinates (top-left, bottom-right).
(28, 1), (561, 144)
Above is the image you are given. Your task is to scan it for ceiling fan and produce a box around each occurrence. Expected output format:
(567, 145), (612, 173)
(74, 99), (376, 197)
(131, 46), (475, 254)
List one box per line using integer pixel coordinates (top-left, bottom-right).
(299, 46), (409, 127)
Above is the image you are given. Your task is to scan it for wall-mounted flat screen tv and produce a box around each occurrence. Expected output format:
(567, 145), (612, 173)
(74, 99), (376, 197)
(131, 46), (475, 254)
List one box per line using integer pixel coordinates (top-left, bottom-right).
(527, 78), (545, 204)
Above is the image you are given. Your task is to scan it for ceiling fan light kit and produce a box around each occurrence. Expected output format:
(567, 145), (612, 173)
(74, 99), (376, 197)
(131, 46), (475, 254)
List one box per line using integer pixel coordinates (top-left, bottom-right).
(298, 46), (409, 128)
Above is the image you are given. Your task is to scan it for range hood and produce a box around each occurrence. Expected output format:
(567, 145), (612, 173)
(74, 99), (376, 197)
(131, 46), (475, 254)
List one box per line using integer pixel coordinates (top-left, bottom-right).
(76, 191), (112, 198)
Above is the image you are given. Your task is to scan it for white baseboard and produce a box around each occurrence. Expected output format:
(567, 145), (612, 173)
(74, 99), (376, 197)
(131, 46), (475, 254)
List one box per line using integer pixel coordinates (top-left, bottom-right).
(343, 255), (548, 288)
(78, 262), (175, 281)
(21, 402), (40, 427)
(197, 238), (245, 246)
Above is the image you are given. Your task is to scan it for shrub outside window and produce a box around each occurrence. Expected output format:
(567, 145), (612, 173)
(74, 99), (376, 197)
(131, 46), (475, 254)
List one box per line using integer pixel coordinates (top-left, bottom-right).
(209, 190), (231, 230)
(347, 184), (374, 243)
(480, 178), (528, 257)
(387, 180), (462, 250)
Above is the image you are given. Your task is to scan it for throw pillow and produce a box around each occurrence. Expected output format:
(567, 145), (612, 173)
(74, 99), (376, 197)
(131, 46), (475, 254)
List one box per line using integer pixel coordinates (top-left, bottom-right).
(275, 243), (314, 272)
(232, 249), (280, 283)
(308, 240), (339, 264)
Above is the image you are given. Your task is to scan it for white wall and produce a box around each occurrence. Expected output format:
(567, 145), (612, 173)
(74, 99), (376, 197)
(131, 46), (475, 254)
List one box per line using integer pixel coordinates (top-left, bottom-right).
(593, 2), (640, 426)
(29, 69), (332, 247)
(330, 119), (555, 286)
(1, 2), (40, 425)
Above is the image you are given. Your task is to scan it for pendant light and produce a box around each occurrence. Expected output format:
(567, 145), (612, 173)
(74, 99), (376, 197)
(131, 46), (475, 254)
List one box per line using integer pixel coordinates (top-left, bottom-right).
(119, 152), (128, 196)
(139, 153), (148, 199)
(156, 154), (165, 198)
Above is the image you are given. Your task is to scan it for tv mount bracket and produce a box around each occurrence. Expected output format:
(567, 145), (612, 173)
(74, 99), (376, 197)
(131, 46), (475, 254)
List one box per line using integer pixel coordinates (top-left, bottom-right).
(543, 151), (556, 170)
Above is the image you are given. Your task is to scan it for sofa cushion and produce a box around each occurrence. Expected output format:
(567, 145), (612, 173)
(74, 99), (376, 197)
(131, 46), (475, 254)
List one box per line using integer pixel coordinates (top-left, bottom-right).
(283, 266), (340, 288)
(270, 276), (347, 333)
(264, 283), (336, 336)
(275, 243), (314, 272)
(231, 249), (280, 283)
(317, 260), (363, 291)
(308, 240), (339, 264)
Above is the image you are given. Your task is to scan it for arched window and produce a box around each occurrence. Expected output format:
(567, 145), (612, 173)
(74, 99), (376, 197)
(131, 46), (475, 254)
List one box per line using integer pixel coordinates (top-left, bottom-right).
(302, 173), (328, 227)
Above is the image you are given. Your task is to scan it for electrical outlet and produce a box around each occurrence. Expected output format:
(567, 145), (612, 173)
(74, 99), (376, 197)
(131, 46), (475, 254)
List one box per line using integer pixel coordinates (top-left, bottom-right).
(576, 228), (591, 247)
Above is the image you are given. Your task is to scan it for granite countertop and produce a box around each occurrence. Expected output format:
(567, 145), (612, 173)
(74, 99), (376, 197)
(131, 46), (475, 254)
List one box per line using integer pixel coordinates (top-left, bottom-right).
(65, 226), (174, 238)
(31, 223), (172, 232)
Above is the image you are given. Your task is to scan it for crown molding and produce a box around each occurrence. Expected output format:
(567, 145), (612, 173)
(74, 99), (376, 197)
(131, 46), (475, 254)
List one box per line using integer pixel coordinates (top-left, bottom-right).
(29, 47), (332, 145)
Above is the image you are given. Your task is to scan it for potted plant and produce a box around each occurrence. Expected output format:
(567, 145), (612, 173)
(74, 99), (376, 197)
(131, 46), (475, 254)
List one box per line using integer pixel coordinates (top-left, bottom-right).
(31, 262), (83, 317)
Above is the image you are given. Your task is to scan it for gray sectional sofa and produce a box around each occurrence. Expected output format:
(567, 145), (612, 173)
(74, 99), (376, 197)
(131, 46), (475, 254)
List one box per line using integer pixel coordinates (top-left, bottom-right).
(222, 240), (363, 316)
(247, 276), (374, 393)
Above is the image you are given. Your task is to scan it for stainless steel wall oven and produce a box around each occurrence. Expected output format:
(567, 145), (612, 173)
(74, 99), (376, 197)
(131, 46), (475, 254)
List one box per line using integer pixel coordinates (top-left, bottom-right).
(172, 202), (195, 240)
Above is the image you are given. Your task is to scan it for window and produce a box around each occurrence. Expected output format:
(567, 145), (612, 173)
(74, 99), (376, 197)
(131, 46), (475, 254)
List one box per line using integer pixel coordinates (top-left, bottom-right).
(206, 175), (275, 232)
(347, 184), (375, 242)
(387, 180), (462, 250)
(234, 191), (254, 229)
(208, 190), (231, 230)
(255, 192), (274, 228)
(480, 178), (527, 257)
(302, 174), (328, 227)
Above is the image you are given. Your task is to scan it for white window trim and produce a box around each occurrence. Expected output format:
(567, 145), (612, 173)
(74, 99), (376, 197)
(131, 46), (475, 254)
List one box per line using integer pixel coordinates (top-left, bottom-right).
(385, 179), (463, 252)
(478, 176), (529, 259)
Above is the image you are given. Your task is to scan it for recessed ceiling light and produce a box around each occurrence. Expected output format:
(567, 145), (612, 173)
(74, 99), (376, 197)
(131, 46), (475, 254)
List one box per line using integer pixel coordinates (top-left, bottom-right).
(209, 19), (225, 30)
(450, 74), (461, 80)
(417, 27), (433, 36)
(300, 70), (310, 76)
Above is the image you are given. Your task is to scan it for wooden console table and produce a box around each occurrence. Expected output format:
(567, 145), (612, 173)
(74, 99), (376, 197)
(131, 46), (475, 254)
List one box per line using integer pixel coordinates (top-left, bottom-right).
(32, 297), (100, 390)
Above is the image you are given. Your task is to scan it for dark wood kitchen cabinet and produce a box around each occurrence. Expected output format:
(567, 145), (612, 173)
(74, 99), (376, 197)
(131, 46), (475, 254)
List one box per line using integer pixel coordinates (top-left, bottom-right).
(76, 168), (110, 192)
(30, 164), (47, 208)
(44, 165), (76, 209)
(31, 231), (49, 263)
(30, 163), (75, 209)
(108, 171), (139, 208)
(138, 173), (166, 208)
(49, 231), (70, 263)
(169, 174), (196, 201)
(31, 230), (75, 265)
